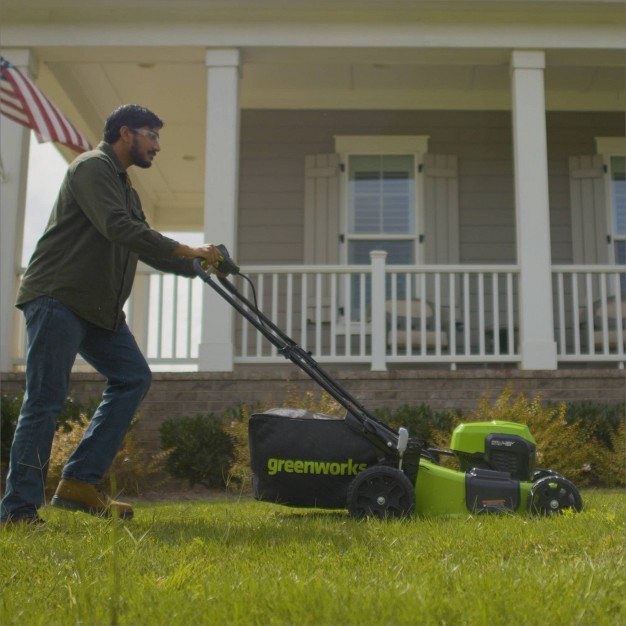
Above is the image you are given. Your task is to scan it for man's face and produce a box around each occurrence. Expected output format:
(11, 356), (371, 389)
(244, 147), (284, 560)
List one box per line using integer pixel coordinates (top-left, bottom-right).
(129, 127), (160, 169)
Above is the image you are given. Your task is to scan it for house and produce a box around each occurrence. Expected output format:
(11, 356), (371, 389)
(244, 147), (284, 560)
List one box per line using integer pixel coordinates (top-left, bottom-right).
(1, 1), (624, 396)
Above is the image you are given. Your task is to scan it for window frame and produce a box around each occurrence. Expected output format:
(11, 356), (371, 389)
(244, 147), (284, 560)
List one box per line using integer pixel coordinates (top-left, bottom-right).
(334, 136), (430, 267)
(596, 137), (625, 266)
(332, 136), (429, 329)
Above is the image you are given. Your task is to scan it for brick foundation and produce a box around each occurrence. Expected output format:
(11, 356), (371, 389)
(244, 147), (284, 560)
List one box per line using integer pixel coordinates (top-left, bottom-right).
(2, 367), (624, 454)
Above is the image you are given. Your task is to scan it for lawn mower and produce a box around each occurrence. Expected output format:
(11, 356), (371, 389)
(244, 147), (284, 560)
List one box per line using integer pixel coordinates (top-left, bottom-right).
(194, 249), (583, 519)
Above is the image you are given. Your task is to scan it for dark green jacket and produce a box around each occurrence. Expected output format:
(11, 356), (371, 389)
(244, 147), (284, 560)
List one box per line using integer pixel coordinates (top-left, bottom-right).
(17, 142), (196, 330)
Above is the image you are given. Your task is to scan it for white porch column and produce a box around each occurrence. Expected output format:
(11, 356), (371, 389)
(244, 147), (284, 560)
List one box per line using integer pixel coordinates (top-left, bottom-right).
(198, 49), (241, 371)
(0, 49), (33, 372)
(510, 50), (557, 370)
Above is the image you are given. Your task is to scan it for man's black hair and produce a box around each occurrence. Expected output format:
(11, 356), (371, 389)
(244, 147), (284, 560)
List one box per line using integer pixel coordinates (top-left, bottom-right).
(103, 104), (164, 143)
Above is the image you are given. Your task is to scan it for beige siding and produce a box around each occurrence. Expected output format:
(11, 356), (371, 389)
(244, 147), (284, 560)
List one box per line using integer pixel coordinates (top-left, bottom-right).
(238, 110), (624, 266)
(548, 111), (624, 262)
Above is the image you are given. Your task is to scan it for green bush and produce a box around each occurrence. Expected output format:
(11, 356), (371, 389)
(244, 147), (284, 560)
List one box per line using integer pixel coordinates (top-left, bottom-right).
(46, 416), (163, 497)
(2, 391), (160, 495)
(1, 392), (22, 463)
(159, 414), (235, 489)
(470, 388), (625, 488)
(562, 400), (625, 448)
(369, 391), (625, 488)
(223, 408), (252, 492)
(1, 390), (95, 462)
(374, 403), (461, 443)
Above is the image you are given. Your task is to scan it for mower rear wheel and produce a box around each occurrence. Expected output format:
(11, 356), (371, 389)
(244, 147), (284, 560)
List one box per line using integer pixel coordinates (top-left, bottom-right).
(347, 466), (415, 520)
(527, 475), (583, 515)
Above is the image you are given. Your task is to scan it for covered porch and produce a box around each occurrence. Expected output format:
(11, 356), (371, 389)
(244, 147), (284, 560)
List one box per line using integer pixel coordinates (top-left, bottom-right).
(1, 1), (624, 374)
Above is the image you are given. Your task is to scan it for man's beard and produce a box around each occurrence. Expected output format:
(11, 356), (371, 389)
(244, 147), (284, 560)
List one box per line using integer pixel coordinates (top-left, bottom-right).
(130, 137), (154, 169)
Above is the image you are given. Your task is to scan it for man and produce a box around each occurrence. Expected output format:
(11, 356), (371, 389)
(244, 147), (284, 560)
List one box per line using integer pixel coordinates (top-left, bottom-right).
(1, 104), (222, 527)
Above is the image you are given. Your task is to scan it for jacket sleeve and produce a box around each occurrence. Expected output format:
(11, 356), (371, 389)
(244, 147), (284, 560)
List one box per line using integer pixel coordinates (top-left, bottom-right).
(139, 254), (197, 278)
(68, 155), (180, 260)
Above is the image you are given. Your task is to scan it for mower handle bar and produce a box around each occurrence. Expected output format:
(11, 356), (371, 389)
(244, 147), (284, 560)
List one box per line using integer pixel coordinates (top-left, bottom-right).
(192, 258), (402, 460)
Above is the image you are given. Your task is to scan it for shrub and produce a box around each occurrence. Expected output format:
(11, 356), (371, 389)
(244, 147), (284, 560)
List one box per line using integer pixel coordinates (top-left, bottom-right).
(1, 390), (96, 454)
(223, 408), (252, 493)
(562, 400), (625, 448)
(284, 388), (344, 417)
(46, 416), (163, 497)
(159, 414), (235, 489)
(372, 390), (624, 488)
(1, 391), (160, 497)
(1, 391), (99, 492)
(469, 387), (625, 488)
(374, 403), (461, 443)
(1, 392), (22, 463)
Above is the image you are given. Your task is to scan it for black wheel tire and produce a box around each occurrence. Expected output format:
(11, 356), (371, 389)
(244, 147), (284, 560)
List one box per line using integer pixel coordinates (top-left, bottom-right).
(347, 466), (415, 520)
(527, 475), (583, 515)
(532, 468), (564, 482)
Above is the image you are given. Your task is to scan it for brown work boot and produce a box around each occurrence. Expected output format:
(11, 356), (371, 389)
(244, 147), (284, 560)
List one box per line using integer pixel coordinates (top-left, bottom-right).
(51, 478), (133, 520)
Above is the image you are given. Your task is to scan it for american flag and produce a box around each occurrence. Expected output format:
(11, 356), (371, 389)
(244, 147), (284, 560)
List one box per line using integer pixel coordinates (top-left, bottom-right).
(0, 55), (92, 153)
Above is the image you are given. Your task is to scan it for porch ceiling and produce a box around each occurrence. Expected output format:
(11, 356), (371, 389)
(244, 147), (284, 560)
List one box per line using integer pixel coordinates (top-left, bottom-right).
(1, 1), (623, 231)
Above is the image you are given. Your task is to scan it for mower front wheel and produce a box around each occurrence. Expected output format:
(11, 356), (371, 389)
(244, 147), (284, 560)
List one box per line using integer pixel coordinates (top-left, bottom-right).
(347, 466), (415, 520)
(532, 468), (564, 482)
(527, 475), (583, 515)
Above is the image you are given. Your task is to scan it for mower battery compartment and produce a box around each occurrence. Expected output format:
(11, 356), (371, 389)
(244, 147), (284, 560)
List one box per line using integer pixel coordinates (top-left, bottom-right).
(485, 433), (536, 481)
(465, 468), (520, 513)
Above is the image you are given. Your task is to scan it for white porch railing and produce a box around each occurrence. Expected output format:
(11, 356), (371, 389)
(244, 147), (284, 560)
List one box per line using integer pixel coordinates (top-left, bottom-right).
(13, 260), (625, 370)
(231, 260), (521, 368)
(552, 265), (625, 363)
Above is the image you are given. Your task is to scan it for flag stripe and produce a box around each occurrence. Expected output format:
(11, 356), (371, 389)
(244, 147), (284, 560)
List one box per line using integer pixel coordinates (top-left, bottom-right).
(6, 68), (49, 141)
(0, 56), (91, 153)
(1, 73), (34, 128)
(47, 95), (85, 150)
(0, 108), (31, 127)
(0, 89), (31, 123)
(24, 73), (68, 144)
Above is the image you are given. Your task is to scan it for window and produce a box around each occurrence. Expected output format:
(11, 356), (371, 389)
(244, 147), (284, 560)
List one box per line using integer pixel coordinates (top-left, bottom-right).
(335, 136), (429, 320)
(608, 156), (625, 268)
(347, 154), (417, 266)
(596, 138), (625, 293)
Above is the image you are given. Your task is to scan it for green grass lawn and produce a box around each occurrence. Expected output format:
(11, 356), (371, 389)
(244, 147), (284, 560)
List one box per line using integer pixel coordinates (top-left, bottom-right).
(1, 490), (624, 626)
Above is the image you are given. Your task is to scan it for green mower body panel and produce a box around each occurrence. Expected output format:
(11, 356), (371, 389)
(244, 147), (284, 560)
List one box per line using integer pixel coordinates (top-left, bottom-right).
(414, 420), (537, 517)
(451, 420), (536, 454)
(414, 459), (467, 516)
(414, 459), (533, 517)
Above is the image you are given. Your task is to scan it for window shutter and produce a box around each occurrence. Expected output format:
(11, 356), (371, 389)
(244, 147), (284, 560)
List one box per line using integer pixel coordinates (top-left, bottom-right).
(569, 155), (608, 264)
(423, 154), (459, 264)
(304, 154), (340, 264)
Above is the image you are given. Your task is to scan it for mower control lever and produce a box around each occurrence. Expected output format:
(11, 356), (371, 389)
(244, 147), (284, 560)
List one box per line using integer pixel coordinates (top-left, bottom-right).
(215, 244), (240, 276)
(397, 427), (409, 471)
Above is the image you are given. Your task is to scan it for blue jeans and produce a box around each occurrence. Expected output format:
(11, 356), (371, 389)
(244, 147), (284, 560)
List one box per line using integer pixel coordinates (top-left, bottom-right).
(1, 297), (151, 521)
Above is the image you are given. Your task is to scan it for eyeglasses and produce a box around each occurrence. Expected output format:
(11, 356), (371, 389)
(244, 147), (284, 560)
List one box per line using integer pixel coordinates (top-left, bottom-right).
(130, 128), (160, 144)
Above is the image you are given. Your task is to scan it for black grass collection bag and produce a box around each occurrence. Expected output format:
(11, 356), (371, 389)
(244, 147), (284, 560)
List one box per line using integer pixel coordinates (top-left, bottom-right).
(248, 408), (381, 509)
